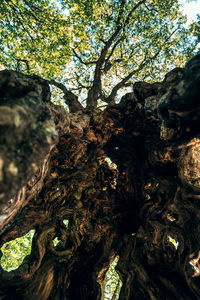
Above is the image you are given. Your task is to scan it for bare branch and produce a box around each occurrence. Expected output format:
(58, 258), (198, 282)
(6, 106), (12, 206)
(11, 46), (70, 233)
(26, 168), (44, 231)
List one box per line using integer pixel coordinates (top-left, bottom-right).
(106, 71), (136, 105)
(48, 80), (83, 113)
(106, 56), (155, 104)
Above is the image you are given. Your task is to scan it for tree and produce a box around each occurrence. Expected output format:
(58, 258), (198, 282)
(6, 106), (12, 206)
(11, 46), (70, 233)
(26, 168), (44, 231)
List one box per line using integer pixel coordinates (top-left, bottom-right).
(0, 0), (200, 299)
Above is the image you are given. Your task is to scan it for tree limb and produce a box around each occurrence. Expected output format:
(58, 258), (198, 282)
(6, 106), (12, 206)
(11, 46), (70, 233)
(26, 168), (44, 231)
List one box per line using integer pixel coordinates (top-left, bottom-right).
(106, 70), (137, 104)
(48, 80), (83, 113)
(86, 28), (122, 108)
(86, 0), (126, 108)
(104, 37), (125, 73)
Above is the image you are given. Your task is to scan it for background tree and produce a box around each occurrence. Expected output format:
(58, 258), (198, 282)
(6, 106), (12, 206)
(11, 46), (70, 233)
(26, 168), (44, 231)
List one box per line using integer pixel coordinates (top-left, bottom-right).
(0, 0), (200, 299)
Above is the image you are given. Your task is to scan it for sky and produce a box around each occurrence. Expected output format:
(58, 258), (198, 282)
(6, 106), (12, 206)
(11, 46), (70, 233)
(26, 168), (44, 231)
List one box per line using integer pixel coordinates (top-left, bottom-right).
(179, 0), (200, 24)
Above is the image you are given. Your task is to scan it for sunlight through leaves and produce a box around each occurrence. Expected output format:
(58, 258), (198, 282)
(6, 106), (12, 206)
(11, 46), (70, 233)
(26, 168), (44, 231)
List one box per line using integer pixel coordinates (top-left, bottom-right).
(0, 230), (35, 271)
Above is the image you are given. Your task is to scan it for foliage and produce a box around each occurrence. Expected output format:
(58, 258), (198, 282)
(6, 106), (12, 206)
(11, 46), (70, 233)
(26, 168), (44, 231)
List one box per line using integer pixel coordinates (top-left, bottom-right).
(0, 230), (35, 271)
(0, 0), (70, 78)
(189, 15), (200, 44)
(0, 0), (199, 105)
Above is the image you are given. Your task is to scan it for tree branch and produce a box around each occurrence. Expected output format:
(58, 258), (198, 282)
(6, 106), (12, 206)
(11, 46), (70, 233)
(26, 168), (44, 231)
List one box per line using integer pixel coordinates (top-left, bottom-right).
(106, 26), (179, 104)
(86, 29), (122, 108)
(48, 80), (83, 113)
(106, 71), (136, 104)
(104, 37), (125, 73)
(124, 0), (146, 27)
(86, 0), (126, 108)
(74, 73), (90, 90)
(115, 0), (126, 26)
(72, 48), (97, 65)
(86, 0), (146, 109)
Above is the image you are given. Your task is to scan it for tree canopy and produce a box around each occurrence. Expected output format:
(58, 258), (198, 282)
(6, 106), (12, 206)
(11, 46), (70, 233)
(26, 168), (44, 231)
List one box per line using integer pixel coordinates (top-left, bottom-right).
(0, 0), (199, 108)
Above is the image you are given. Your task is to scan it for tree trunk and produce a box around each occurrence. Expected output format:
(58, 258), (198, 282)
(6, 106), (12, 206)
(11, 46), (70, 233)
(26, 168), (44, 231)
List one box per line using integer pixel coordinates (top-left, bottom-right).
(0, 55), (200, 299)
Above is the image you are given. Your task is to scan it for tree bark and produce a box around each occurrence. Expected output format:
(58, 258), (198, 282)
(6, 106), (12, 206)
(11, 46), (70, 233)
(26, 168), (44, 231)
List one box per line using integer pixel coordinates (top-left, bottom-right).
(0, 54), (200, 299)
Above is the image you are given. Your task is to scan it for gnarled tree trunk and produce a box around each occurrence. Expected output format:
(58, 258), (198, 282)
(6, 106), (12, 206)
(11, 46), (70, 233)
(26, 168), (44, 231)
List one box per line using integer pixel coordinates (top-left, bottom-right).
(0, 55), (200, 299)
